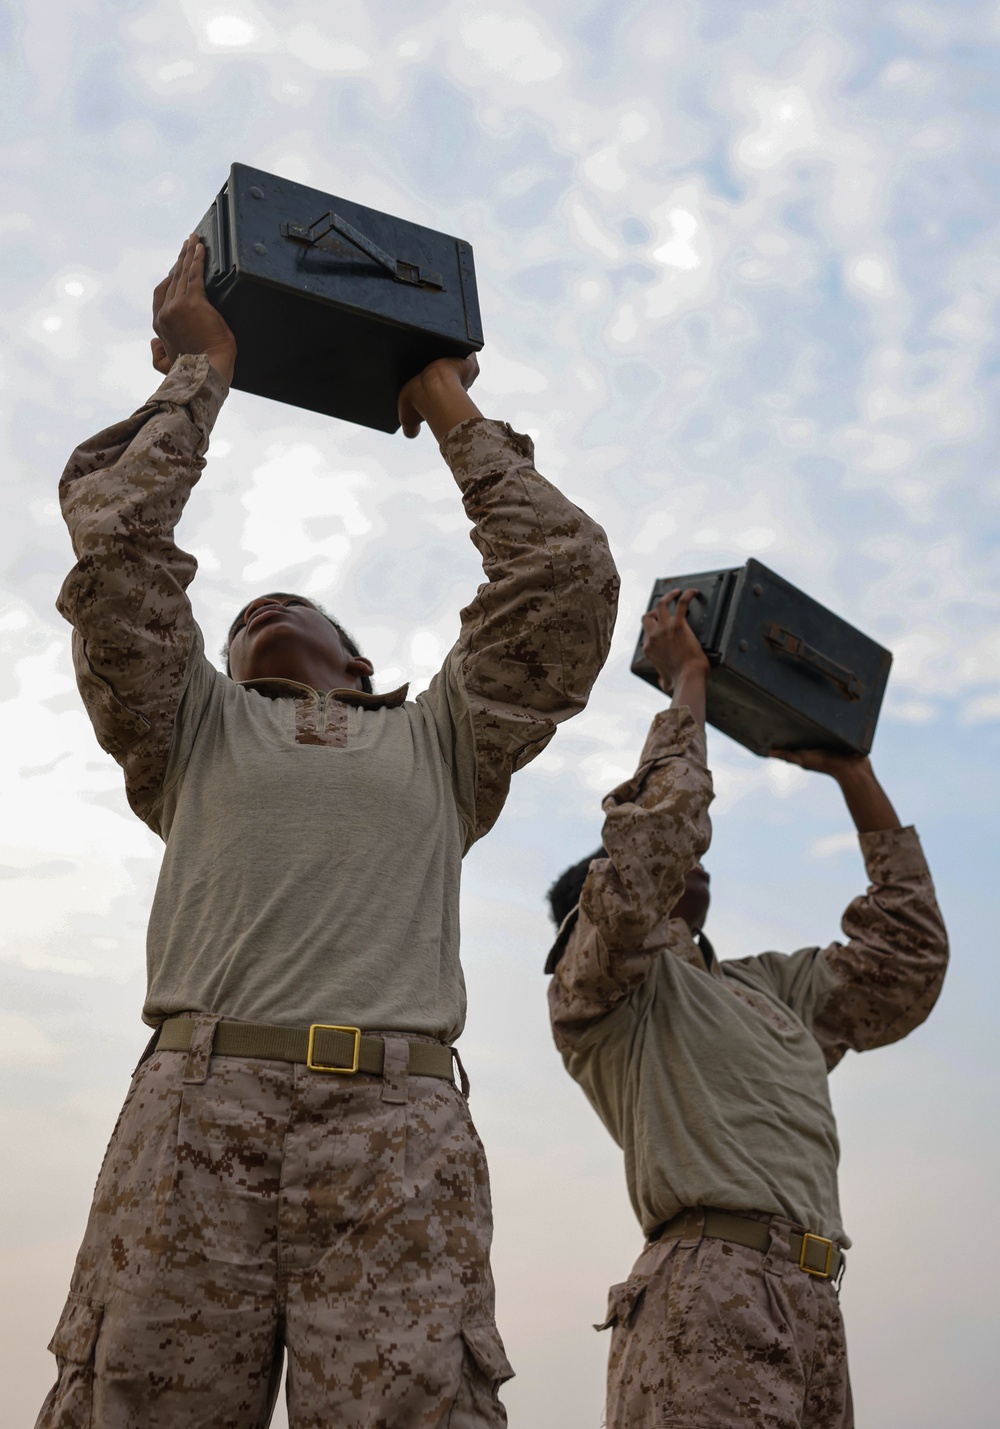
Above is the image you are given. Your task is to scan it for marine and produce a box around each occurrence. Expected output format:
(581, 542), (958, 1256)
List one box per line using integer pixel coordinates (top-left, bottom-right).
(546, 588), (948, 1428)
(36, 234), (619, 1428)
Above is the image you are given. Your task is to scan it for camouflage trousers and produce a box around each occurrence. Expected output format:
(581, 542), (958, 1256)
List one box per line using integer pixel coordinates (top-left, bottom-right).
(600, 1212), (853, 1428)
(35, 1029), (513, 1428)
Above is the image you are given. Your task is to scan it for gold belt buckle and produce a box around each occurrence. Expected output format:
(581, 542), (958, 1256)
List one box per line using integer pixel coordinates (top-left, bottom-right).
(307, 1024), (361, 1074)
(799, 1232), (834, 1277)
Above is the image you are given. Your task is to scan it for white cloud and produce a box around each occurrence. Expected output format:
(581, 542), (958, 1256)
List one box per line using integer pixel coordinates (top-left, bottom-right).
(565, 199), (621, 261)
(652, 209), (702, 271)
(810, 831), (859, 860)
(734, 84), (820, 170)
(286, 25), (372, 73)
(240, 444), (376, 583)
(460, 12), (564, 84)
(847, 253), (896, 298)
(205, 15), (256, 48)
(643, 187), (716, 320)
(961, 690), (1000, 725)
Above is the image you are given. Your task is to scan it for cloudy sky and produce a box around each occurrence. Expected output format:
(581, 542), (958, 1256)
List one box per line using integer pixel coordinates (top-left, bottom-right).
(2, 1), (999, 1424)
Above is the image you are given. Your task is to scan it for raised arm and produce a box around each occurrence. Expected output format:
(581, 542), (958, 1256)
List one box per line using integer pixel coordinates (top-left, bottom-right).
(401, 360), (621, 847)
(770, 748), (949, 1068)
(549, 590), (714, 1050)
(56, 238), (233, 824)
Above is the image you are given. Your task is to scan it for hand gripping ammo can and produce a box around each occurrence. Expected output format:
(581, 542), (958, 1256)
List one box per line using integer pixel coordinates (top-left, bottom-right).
(194, 163), (484, 433)
(630, 559), (892, 756)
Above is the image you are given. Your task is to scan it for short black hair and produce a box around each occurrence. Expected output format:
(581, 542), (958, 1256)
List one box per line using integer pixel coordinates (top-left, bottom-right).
(223, 593), (373, 694)
(546, 847), (607, 927)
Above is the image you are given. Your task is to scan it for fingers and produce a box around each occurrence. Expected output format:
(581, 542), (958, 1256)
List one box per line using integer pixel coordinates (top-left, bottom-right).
(397, 387), (423, 438)
(675, 587), (700, 621)
(152, 274), (170, 319)
(179, 234), (205, 293)
(156, 234), (201, 314)
(150, 337), (170, 375)
(643, 587), (700, 630)
(769, 748), (845, 774)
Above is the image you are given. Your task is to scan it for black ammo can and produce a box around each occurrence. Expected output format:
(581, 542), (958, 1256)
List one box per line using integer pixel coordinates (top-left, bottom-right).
(194, 163), (484, 433)
(631, 560), (892, 756)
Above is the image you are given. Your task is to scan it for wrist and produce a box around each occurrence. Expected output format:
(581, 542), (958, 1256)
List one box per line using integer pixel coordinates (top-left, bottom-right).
(658, 657), (709, 692)
(832, 757), (875, 790)
(205, 342), (236, 387)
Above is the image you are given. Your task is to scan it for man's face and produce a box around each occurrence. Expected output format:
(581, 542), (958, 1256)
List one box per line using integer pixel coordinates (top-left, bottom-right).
(227, 593), (372, 689)
(673, 862), (710, 934)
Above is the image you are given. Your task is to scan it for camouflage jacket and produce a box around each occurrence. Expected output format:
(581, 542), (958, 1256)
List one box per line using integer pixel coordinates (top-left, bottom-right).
(57, 354), (620, 1036)
(547, 707), (949, 1238)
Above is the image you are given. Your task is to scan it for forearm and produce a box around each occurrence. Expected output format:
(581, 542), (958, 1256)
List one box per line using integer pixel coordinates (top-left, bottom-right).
(670, 662), (707, 727)
(835, 760), (901, 834)
(420, 369), (483, 444)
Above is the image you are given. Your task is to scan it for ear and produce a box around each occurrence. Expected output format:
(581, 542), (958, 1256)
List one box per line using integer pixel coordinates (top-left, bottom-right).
(346, 656), (375, 678)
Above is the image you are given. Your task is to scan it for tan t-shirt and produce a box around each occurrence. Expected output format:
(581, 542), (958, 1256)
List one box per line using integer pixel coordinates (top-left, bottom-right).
(548, 709), (949, 1242)
(57, 355), (619, 1039)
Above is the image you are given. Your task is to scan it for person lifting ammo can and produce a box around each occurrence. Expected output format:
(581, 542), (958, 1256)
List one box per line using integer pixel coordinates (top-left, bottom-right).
(35, 167), (619, 1428)
(545, 579), (948, 1429)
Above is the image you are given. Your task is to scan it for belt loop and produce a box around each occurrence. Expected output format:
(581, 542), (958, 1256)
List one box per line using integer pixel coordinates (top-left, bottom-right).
(182, 1015), (221, 1085)
(761, 1216), (785, 1278)
(451, 1046), (471, 1099)
(681, 1207), (704, 1246)
(381, 1037), (409, 1105)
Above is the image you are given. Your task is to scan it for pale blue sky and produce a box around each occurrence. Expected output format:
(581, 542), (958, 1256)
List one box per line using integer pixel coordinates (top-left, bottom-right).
(2, 2), (999, 1425)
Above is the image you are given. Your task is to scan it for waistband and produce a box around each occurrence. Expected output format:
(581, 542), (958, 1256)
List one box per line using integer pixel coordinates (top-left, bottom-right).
(650, 1207), (845, 1282)
(155, 1016), (457, 1083)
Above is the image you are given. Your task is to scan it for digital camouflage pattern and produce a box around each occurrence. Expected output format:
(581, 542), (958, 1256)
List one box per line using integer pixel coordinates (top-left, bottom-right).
(49, 344), (618, 1419)
(55, 355), (226, 821)
(548, 707), (948, 1241)
(55, 355), (619, 1039)
(548, 709), (947, 1073)
(547, 706), (946, 1425)
(56, 354), (619, 839)
(547, 706), (715, 1034)
(810, 823), (952, 1069)
(36, 1044), (512, 1428)
(601, 1219), (853, 1428)
(442, 417), (620, 843)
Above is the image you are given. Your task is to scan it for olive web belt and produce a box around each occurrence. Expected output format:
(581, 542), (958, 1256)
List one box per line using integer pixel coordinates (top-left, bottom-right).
(155, 1016), (456, 1081)
(651, 1207), (845, 1280)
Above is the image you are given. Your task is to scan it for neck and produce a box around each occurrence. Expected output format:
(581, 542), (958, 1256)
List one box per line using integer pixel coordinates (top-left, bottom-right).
(240, 659), (359, 692)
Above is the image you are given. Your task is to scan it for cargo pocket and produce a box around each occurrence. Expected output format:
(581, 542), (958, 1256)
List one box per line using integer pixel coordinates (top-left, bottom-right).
(37, 1292), (104, 1429)
(595, 1272), (649, 1332)
(448, 1319), (515, 1428)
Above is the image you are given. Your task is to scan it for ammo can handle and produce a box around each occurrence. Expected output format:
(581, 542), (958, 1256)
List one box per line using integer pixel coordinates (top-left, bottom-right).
(763, 622), (864, 701)
(281, 211), (444, 290)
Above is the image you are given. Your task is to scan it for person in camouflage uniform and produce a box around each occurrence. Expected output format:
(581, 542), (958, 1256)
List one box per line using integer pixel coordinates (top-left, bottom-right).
(37, 235), (619, 1428)
(545, 588), (948, 1429)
